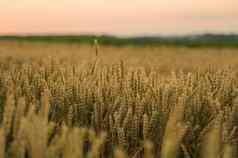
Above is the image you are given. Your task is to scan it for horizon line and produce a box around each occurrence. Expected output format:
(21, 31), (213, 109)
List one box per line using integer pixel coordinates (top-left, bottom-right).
(1, 31), (238, 38)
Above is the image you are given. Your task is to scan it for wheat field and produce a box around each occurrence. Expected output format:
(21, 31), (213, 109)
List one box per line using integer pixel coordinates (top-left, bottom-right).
(0, 41), (238, 158)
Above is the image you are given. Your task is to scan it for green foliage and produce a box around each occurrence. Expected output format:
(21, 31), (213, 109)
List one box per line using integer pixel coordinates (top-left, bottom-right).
(1, 34), (238, 47)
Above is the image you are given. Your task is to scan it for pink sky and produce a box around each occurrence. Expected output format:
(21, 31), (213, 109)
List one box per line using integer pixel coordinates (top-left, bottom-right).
(0, 0), (238, 35)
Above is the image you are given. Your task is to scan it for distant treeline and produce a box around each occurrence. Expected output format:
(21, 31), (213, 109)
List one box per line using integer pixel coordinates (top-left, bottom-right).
(1, 34), (238, 47)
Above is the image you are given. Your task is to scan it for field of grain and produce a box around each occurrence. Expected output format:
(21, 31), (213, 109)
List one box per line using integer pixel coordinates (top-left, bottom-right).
(0, 41), (238, 158)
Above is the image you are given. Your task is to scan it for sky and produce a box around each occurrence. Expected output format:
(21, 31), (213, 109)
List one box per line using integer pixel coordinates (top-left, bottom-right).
(0, 0), (238, 36)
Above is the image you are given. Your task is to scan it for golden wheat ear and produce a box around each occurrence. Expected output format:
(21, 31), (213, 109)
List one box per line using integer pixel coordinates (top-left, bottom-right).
(201, 112), (223, 158)
(0, 128), (5, 158)
(144, 140), (154, 158)
(161, 96), (188, 158)
(114, 147), (127, 158)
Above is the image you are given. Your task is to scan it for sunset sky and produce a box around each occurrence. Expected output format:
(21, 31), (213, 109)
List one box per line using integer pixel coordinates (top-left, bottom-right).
(0, 0), (238, 36)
